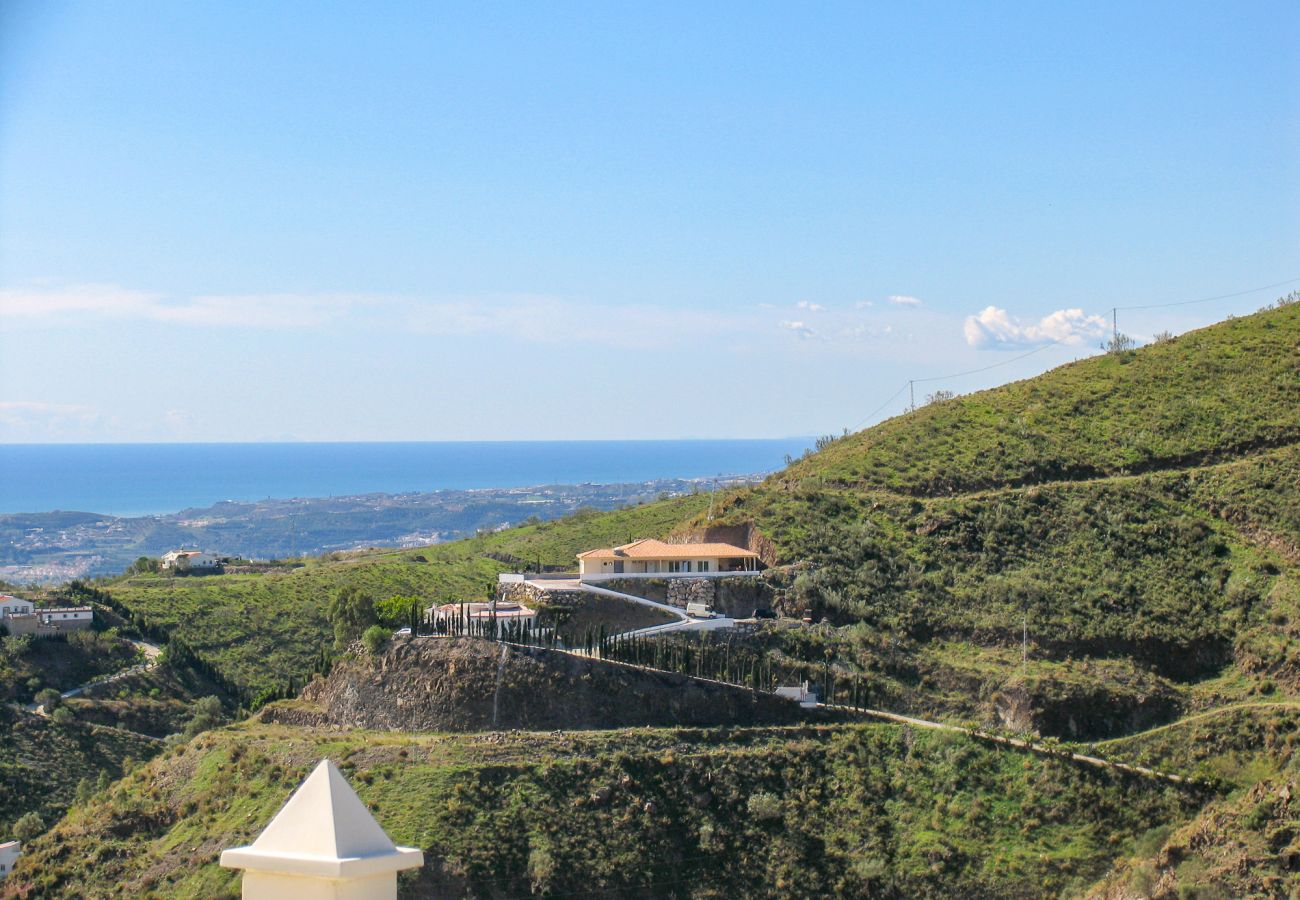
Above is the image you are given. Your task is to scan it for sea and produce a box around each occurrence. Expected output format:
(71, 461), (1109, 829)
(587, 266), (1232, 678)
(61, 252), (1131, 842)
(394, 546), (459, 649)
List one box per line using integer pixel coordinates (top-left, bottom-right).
(0, 439), (813, 517)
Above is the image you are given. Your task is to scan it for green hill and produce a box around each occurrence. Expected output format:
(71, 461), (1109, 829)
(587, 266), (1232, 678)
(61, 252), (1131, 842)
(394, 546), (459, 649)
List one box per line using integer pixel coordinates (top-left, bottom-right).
(0, 706), (159, 839)
(8, 720), (1198, 899)
(777, 305), (1299, 495)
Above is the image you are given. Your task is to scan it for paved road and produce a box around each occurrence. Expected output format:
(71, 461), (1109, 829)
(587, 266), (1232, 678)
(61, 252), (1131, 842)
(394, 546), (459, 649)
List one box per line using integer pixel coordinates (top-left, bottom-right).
(25, 638), (162, 715)
(527, 578), (738, 638)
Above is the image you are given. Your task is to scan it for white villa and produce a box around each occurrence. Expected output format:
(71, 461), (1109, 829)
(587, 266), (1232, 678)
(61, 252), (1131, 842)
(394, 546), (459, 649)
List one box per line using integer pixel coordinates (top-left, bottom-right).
(576, 539), (760, 579)
(0, 594), (34, 618)
(0, 840), (19, 882)
(0, 595), (93, 637)
(160, 549), (221, 572)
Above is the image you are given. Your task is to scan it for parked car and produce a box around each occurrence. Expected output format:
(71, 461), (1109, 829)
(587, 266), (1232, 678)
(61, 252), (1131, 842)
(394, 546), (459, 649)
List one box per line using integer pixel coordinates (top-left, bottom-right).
(393, 626), (412, 636)
(752, 608), (777, 620)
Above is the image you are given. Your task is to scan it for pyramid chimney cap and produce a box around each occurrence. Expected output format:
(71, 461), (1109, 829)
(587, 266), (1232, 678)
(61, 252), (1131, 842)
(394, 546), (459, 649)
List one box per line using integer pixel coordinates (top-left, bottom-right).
(220, 759), (423, 879)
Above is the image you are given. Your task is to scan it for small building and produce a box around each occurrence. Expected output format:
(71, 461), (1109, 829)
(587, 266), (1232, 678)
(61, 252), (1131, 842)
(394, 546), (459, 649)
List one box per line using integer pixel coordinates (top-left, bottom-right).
(425, 601), (538, 629)
(0, 840), (20, 882)
(0, 594), (34, 618)
(576, 539), (760, 578)
(3, 605), (93, 637)
(160, 549), (221, 572)
(38, 607), (94, 629)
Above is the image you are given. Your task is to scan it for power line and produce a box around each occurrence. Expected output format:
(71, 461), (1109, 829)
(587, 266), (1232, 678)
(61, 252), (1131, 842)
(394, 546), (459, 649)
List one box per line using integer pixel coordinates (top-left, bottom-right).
(849, 339), (1068, 431)
(849, 382), (909, 431)
(1114, 275), (1300, 312)
(911, 336), (1066, 384)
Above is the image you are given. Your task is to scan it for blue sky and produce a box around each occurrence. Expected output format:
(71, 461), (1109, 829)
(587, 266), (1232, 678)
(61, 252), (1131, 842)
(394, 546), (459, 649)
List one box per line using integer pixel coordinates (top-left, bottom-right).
(1, 1), (1297, 442)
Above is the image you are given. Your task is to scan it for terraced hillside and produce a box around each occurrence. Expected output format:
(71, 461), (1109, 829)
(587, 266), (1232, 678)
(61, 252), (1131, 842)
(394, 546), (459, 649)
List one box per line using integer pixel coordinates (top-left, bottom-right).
(7, 720), (1199, 899)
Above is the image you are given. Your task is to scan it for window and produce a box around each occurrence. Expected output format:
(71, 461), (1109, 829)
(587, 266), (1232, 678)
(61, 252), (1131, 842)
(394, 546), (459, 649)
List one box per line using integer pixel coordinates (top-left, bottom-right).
(698, 561), (710, 572)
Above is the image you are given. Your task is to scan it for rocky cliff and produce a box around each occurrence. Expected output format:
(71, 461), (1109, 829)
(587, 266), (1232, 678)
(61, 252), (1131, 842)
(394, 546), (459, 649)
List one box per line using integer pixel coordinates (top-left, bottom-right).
(264, 637), (809, 732)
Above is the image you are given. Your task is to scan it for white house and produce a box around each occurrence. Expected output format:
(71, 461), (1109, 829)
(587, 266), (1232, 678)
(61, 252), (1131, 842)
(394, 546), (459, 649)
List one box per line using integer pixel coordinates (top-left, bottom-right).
(38, 607), (94, 629)
(0, 594), (34, 618)
(160, 549), (221, 572)
(576, 539), (760, 579)
(0, 840), (20, 882)
(2, 599), (93, 637)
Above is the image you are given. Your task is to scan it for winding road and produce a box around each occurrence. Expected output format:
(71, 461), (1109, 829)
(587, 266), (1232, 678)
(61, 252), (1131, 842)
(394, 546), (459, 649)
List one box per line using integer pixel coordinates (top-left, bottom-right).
(25, 637), (163, 715)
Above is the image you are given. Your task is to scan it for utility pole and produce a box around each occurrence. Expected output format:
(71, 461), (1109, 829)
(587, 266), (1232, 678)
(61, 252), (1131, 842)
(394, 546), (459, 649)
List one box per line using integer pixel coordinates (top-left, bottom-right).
(1112, 307), (1118, 343)
(908, 380), (915, 412)
(707, 476), (718, 522)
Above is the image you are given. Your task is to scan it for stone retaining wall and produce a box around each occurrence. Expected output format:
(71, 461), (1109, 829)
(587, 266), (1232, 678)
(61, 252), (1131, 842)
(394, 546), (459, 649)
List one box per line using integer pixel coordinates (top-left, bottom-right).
(666, 578), (715, 609)
(496, 581), (586, 609)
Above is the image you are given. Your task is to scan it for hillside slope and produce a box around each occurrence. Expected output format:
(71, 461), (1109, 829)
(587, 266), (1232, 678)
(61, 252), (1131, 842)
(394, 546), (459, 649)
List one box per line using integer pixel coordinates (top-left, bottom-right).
(7, 721), (1198, 899)
(776, 304), (1299, 496)
(696, 305), (1300, 725)
(0, 707), (158, 838)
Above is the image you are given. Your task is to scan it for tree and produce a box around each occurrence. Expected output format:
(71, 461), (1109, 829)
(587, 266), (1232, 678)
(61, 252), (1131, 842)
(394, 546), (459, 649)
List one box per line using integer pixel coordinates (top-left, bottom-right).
(12, 811), (44, 842)
(2, 635), (32, 660)
(182, 695), (225, 739)
(35, 687), (62, 712)
(362, 624), (390, 655)
(375, 594), (420, 628)
(74, 776), (94, 805)
(1102, 332), (1136, 354)
(925, 390), (955, 405)
(51, 706), (76, 726)
(326, 585), (378, 649)
(127, 556), (159, 575)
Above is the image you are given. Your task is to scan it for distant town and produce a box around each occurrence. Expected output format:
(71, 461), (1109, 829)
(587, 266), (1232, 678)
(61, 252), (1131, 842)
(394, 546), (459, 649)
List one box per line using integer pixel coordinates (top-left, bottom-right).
(0, 475), (766, 584)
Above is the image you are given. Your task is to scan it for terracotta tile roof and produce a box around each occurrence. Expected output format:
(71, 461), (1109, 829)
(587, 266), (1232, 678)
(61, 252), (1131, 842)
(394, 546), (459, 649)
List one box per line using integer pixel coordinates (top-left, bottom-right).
(576, 539), (758, 561)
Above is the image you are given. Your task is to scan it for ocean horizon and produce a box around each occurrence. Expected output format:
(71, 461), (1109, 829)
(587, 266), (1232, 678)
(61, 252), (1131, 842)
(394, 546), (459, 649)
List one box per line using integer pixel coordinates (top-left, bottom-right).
(0, 439), (813, 518)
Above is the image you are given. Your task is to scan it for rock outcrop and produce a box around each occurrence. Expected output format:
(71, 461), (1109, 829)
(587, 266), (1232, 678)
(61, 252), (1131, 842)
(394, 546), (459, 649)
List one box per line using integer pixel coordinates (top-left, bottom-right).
(264, 637), (810, 732)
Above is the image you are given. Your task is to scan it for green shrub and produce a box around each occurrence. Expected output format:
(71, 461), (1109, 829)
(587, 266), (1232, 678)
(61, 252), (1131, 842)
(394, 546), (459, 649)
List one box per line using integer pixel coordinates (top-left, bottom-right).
(361, 625), (389, 656)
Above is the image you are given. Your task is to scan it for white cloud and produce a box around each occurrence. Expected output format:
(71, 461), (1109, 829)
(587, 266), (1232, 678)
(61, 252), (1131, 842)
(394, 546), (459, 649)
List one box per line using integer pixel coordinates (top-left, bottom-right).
(855, 299), (874, 309)
(887, 294), (922, 307)
(0, 284), (354, 329)
(964, 305), (1108, 349)
(795, 300), (824, 312)
(779, 320), (817, 339)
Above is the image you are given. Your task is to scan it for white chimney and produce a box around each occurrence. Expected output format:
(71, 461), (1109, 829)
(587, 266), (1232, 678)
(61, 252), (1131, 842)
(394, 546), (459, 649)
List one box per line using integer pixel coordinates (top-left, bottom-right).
(221, 759), (423, 899)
